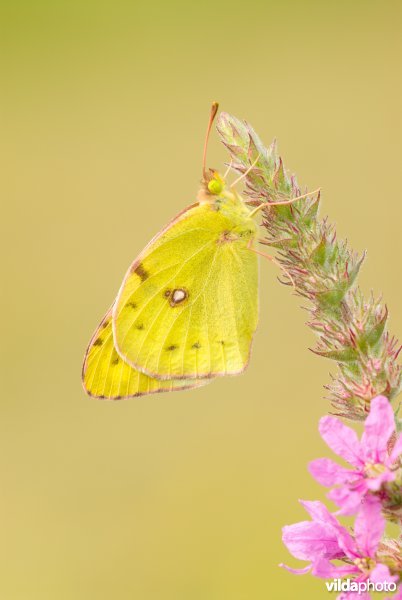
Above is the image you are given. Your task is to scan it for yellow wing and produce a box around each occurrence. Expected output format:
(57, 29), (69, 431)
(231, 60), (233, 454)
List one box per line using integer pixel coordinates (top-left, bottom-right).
(82, 308), (206, 399)
(113, 201), (258, 380)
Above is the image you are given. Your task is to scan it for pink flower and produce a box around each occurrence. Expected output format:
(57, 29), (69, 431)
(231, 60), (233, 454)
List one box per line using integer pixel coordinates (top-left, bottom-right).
(309, 396), (402, 514)
(281, 500), (354, 576)
(281, 496), (398, 598)
(280, 500), (347, 575)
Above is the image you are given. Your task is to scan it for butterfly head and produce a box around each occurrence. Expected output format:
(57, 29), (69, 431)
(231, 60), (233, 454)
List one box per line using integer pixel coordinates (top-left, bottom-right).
(197, 169), (230, 204)
(198, 103), (254, 218)
(207, 171), (225, 195)
(198, 170), (256, 234)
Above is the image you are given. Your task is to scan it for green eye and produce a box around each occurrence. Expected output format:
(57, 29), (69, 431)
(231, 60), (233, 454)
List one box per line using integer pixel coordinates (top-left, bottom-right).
(208, 178), (223, 195)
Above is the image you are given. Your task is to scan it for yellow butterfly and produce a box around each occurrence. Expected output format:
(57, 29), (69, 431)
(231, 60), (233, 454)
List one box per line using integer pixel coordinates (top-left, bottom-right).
(82, 103), (306, 400)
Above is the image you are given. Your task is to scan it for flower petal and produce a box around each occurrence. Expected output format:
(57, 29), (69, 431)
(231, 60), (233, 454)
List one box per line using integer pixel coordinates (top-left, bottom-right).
(354, 496), (385, 558)
(365, 470), (395, 491)
(370, 563), (399, 585)
(279, 563), (312, 575)
(361, 395), (395, 463)
(319, 416), (363, 467)
(328, 486), (366, 516)
(282, 520), (342, 561)
(299, 500), (357, 558)
(311, 557), (359, 579)
(308, 458), (354, 487)
(300, 499), (339, 523)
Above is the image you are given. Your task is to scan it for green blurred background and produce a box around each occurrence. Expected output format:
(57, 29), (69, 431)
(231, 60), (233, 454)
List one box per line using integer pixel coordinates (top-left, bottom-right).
(1, 1), (401, 598)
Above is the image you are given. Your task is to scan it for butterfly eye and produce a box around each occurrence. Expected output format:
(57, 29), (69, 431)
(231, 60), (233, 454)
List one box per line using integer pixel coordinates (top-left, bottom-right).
(208, 175), (224, 195)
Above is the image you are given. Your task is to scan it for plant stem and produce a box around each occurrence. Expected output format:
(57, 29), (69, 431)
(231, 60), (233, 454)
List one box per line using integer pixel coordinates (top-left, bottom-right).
(217, 112), (402, 425)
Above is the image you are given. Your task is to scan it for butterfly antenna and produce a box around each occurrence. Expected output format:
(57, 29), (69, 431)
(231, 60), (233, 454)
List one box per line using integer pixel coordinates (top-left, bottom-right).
(248, 188), (321, 218)
(202, 101), (219, 181)
(230, 154), (261, 188)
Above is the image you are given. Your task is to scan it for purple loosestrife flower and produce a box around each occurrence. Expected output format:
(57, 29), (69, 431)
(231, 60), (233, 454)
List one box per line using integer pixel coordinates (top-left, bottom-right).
(281, 500), (356, 576)
(281, 497), (398, 599)
(309, 396), (402, 515)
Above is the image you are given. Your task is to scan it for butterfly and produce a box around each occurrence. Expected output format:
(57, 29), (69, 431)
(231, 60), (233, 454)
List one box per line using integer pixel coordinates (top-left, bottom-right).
(82, 103), (309, 400)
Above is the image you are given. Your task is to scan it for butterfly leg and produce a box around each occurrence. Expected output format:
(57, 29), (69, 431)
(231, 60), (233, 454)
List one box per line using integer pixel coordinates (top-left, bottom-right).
(247, 240), (296, 289)
(248, 188), (321, 218)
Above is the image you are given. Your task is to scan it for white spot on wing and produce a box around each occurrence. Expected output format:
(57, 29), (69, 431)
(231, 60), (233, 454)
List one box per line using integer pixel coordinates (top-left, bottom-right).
(172, 289), (186, 303)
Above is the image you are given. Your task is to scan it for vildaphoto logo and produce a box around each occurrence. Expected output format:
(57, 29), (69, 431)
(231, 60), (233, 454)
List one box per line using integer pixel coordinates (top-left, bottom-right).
(325, 579), (397, 594)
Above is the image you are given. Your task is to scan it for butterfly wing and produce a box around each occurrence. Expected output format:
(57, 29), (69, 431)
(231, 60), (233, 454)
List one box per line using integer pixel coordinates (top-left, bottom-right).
(82, 307), (206, 399)
(113, 202), (258, 380)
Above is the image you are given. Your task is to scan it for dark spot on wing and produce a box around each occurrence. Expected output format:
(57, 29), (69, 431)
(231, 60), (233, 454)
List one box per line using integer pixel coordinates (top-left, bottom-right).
(219, 340), (225, 345)
(114, 395), (122, 400)
(132, 262), (149, 281)
(127, 302), (137, 309)
(164, 289), (171, 298)
(93, 338), (103, 346)
(135, 323), (144, 330)
(192, 342), (201, 349)
(111, 349), (120, 365)
(166, 344), (178, 351)
(102, 320), (109, 329)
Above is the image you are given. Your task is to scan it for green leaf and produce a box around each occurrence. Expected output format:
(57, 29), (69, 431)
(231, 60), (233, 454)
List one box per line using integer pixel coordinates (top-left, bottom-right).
(310, 235), (330, 267)
(312, 346), (359, 362)
(359, 307), (388, 352)
(316, 286), (346, 311)
(347, 252), (366, 288)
